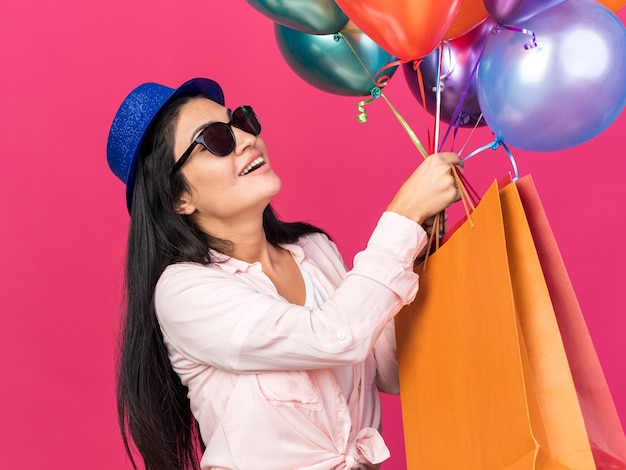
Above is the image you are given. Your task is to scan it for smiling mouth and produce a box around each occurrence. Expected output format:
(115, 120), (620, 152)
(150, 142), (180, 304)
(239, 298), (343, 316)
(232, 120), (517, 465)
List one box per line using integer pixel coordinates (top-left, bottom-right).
(240, 157), (265, 176)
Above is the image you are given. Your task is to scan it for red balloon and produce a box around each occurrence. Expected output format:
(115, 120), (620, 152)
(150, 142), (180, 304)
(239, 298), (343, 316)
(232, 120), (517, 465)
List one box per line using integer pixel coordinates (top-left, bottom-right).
(334, 0), (464, 60)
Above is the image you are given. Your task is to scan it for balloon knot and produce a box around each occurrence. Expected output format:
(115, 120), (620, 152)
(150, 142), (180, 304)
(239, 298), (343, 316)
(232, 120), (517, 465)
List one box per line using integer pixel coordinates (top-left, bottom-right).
(370, 86), (382, 99)
(458, 112), (471, 126)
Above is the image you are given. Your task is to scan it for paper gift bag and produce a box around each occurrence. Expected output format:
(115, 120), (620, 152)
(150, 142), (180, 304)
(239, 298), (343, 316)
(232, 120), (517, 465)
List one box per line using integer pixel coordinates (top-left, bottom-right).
(515, 175), (626, 468)
(395, 180), (595, 469)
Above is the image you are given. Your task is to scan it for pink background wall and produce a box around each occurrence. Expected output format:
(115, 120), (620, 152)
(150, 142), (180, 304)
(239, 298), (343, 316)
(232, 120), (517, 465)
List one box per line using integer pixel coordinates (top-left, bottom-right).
(0, 2), (623, 468)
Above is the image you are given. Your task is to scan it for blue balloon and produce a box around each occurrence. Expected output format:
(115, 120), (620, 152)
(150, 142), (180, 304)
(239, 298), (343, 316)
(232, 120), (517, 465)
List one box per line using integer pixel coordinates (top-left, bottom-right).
(477, 0), (626, 152)
(274, 23), (398, 96)
(245, 0), (348, 35)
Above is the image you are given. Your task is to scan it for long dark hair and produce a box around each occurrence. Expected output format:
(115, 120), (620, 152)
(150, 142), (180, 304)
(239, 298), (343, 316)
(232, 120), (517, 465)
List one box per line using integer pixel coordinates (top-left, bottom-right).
(116, 94), (326, 470)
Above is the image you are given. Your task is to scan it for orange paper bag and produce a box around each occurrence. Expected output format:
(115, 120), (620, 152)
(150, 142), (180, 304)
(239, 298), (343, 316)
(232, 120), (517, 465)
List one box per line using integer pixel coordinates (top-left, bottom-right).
(515, 175), (626, 468)
(395, 180), (595, 469)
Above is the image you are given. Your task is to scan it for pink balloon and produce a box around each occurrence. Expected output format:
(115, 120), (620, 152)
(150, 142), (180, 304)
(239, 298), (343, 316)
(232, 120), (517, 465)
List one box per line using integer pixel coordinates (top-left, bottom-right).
(483, 0), (567, 24)
(404, 19), (495, 128)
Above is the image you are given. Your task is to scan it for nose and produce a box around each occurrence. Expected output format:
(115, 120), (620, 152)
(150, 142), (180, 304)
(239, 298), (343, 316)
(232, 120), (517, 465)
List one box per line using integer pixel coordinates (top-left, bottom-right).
(232, 125), (257, 154)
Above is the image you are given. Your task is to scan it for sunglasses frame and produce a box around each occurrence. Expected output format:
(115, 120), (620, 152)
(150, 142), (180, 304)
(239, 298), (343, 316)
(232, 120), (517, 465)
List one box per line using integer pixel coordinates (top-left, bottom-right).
(171, 105), (260, 174)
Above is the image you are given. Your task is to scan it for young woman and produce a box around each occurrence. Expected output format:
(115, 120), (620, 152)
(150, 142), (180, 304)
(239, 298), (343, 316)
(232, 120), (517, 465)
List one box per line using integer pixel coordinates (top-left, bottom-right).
(107, 77), (462, 470)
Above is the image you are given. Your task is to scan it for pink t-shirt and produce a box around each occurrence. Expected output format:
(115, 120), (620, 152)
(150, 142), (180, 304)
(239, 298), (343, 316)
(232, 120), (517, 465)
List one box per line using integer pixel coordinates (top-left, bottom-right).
(155, 212), (427, 469)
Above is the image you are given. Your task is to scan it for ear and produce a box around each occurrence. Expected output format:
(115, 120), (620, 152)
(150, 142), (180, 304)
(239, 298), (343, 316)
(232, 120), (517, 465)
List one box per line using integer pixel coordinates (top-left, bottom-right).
(174, 194), (196, 215)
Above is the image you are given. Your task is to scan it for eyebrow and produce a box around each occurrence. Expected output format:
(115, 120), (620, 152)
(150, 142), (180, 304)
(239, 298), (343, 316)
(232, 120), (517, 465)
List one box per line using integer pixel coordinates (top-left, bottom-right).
(189, 107), (234, 143)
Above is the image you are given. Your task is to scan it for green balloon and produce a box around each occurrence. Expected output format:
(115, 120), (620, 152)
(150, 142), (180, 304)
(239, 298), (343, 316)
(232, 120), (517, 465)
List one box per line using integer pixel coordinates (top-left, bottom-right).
(275, 24), (398, 96)
(245, 0), (348, 35)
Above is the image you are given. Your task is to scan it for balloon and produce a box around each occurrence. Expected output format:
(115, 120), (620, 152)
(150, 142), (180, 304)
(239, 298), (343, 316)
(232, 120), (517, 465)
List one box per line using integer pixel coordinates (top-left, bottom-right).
(274, 22), (398, 96)
(477, 0), (626, 152)
(444, 0), (489, 40)
(483, 0), (567, 24)
(405, 19), (495, 128)
(334, 0), (463, 60)
(598, 0), (626, 11)
(244, 0), (348, 35)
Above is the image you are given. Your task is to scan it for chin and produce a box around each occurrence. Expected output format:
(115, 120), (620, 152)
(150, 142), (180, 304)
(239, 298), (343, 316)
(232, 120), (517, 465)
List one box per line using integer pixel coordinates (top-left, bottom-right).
(253, 175), (282, 209)
(267, 172), (283, 195)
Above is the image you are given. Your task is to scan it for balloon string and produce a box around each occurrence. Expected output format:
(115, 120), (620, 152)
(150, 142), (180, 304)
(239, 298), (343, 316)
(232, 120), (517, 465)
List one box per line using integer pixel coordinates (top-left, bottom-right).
(421, 211), (440, 274)
(357, 91), (428, 158)
(457, 113), (484, 157)
(451, 164), (475, 225)
(372, 59), (405, 87)
(434, 42), (444, 153)
(356, 87), (381, 123)
(414, 60), (427, 119)
(334, 31), (402, 87)
(381, 92), (429, 158)
(464, 138), (520, 180)
(440, 23), (494, 149)
(455, 166), (481, 207)
(335, 31), (428, 159)
(494, 24), (538, 50)
(339, 28), (362, 35)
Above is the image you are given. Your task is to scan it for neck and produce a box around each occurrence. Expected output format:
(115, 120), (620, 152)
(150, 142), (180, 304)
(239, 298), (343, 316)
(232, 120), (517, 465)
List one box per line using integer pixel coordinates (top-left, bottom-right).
(195, 210), (278, 265)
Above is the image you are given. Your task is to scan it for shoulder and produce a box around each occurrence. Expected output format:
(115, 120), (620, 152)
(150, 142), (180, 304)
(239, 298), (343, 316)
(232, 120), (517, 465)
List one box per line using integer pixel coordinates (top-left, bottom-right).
(158, 261), (221, 284)
(154, 260), (271, 329)
(298, 231), (343, 262)
(155, 262), (235, 305)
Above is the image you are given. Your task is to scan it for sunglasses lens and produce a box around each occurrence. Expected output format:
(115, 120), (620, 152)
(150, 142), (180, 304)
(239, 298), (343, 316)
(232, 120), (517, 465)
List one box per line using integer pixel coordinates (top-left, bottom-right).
(201, 123), (235, 156)
(233, 106), (261, 136)
(194, 107), (260, 158)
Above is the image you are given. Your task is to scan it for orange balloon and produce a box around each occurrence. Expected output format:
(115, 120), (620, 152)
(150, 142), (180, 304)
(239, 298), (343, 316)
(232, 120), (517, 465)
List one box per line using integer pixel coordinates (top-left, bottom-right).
(444, 0), (489, 40)
(334, 0), (463, 60)
(598, 0), (626, 11)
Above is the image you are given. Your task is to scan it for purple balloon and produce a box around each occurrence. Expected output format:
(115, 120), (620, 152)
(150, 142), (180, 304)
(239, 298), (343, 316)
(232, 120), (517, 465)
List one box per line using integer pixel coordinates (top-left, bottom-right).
(477, 0), (626, 152)
(483, 0), (567, 24)
(404, 19), (495, 128)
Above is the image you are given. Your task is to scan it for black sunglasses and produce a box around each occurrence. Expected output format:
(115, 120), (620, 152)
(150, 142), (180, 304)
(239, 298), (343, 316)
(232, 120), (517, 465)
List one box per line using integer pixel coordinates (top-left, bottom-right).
(171, 105), (261, 173)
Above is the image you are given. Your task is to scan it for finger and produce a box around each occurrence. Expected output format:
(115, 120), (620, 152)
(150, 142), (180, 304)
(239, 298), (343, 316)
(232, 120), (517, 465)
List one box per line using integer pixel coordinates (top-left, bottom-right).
(423, 210), (449, 234)
(448, 162), (464, 178)
(435, 151), (463, 165)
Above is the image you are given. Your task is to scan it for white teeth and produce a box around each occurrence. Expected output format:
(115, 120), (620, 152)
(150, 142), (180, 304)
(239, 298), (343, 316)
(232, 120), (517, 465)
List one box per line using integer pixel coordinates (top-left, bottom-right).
(240, 157), (265, 176)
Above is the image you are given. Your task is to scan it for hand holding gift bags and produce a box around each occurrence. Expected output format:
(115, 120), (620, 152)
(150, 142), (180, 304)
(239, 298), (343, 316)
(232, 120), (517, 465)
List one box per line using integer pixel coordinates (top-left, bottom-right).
(395, 175), (626, 469)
